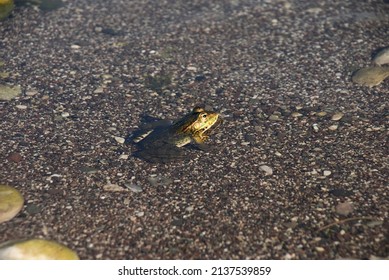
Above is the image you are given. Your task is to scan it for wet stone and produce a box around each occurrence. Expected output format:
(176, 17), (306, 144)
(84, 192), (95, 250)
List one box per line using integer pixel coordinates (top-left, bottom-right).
(0, 185), (24, 224)
(329, 188), (353, 197)
(259, 165), (273, 176)
(373, 47), (389, 66)
(0, 239), (79, 260)
(80, 166), (99, 174)
(6, 152), (23, 163)
(335, 201), (354, 216)
(0, 85), (22, 101)
(114, 136), (125, 144)
(317, 111), (327, 117)
(331, 113), (344, 121)
(103, 183), (125, 192)
(124, 183), (143, 193)
(147, 175), (173, 186)
(25, 204), (42, 215)
(351, 66), (389, 87)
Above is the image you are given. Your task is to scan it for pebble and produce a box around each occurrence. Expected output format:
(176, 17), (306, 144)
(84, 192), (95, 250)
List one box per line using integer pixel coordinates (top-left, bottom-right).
(335, 201), (354, 216)
(26, 89), (38, 96)
(269, 114), (280, 121)
(0, 185), (24, 223)
(61, 112), (70, 118)
(0, 72), (9, 78)
(80, 166), (99, 174)
(25, 204), (42, 215)
(328, 125), (338, 131)
(312, 123), (319, 132)
(317, 111), (327, 117)
(6, 152), (23, 163)
(352, 66), (389, 87)
(291, 112), (302, 117)
(187, 66), (197, 72)
(373, 47), (389, 66)
(0, 85), (22, 101)
(93, 87), (104, 94)
(185, 206), (194, 213)
(119, 154), (129, 160)
(135, 211), (144, 217)
(323, 170), (332, 176)
(114, 136), (125, 144)
(147, 175), (173, 186)
(70, 44), (80, 49)
(315, 247), (325, 253)
(331, 112), (344, 121)
(0, 239), (79, 260)
(259, 165), (273, 176)
(124, 183), (142, 193)
(103, 183), (125, 192)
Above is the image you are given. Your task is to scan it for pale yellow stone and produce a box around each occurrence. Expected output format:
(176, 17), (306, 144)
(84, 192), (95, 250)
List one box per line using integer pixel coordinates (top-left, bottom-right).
(331, 112), (344, 121)
(352, 66), (389, 87)
(317, 111), (327, 117)
(0, 185), (24, 223)
(373, 47), (389, 66)
(0, 239), (79, 260)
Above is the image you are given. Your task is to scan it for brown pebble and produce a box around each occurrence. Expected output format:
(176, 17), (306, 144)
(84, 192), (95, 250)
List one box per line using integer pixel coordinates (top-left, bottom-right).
(335, 201), (354, 216)
(6, 152), (23, 163)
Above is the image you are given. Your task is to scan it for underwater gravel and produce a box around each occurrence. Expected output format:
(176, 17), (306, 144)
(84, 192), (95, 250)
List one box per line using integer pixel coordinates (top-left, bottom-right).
(0, 0), (388, 259)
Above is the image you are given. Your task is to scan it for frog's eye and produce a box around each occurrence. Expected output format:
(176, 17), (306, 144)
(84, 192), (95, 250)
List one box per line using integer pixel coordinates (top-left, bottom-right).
(201, 113), (207, 119)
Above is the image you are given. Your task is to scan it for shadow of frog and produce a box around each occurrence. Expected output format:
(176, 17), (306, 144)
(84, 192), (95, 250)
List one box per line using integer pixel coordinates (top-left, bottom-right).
(126, 107), (221, 163)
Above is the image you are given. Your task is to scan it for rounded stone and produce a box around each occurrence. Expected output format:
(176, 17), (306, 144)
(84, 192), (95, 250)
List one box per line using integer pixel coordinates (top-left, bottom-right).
(373, 47), (389, 66)
(0, 85), (21, 101)
(352, 66), (389, 87)
(259, 165), (273, 176)
(0, 239), (79, 260)
(0, 185), (24, 224)
(331, 112), (344, 121)
(335, 201), (354, 216)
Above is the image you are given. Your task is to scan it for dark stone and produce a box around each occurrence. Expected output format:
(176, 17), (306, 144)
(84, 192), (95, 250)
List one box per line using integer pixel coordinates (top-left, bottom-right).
(329, 188), (353, 197)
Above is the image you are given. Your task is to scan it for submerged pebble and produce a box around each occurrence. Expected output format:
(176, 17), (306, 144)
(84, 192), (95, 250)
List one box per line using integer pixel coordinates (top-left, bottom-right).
(0, 185), (24, 223)
(0, 85), (21, 101)
(352, 66), (389, 87)
(373, 47), (389, 66)
(331, 112), (344, 121)
(0, 239), (79, 260)
(335, 201), (354, 216)
(259, 165), (273, 176)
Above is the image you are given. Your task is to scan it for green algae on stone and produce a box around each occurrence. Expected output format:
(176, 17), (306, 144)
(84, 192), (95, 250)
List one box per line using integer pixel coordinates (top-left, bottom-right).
(0, 0), (14, 20)
(0, 84), (21, 100)
(352, 66), (389, 87)
(0, 239), (79, 260)
(0, 184), (24, 223)
(144, 73), (172, 93)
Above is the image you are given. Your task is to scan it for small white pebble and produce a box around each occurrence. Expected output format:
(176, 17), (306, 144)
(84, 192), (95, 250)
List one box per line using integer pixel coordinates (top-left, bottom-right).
(331, 112), (344, 121)
(187, 66), (197, 72)
(119, 154), (129, 160)
(315, 247), (325, 252)
(114, 136), (125, 144)
(323, 170), (331, 176)
(328, 125), (338, 131)
(61, 112), (70, 118)
(71, 44), (81, 49)
(15, 105), (27, 110)
(259, 165), (273, 176)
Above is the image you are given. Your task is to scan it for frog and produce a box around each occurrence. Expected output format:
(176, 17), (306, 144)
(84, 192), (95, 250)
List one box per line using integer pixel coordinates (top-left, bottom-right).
(129, 106), (221, 163)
